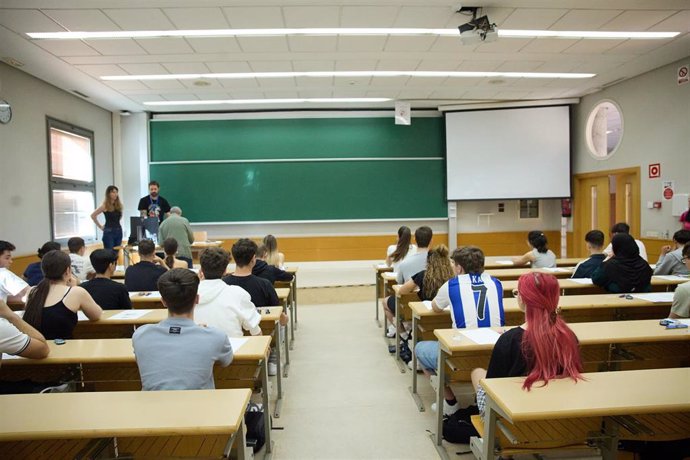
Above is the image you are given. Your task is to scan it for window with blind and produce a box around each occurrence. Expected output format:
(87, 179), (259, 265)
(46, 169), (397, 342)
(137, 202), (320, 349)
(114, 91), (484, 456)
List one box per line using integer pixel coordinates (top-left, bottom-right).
(47, 118), (96, 242)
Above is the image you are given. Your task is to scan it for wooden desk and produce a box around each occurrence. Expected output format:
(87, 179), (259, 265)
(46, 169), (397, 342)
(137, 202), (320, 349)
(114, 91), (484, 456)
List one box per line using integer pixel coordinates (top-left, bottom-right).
(391, 285), (419, 373)
(374, 263), (394, 327)
(0, 388), (251, 460)
(190, 240), (223, 262)
(483, 257), (583, 270)
(430, 325), (690, 459)
(485, 267), (574, 281)
(0, 337), (275, 453)
(284, 266), (299, 328)
(129, 291), (164, 309)
(500, 276), (688, 297)
(473, 368), (690, 460)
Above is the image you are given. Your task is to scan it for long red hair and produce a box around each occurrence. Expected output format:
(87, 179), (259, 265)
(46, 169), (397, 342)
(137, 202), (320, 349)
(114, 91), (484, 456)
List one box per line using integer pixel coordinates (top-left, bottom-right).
(518, 272), (583, 390)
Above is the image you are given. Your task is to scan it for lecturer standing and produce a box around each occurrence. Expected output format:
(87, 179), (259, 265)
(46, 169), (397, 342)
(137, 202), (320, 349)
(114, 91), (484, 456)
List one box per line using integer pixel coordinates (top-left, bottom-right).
(138, 180), (171, 223)
(158, 207), (195, 268)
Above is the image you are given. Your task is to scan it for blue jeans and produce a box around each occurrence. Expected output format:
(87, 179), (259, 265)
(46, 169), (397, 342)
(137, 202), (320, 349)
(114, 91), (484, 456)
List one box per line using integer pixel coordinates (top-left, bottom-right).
(415, 340), (439, 372)
(102, 226), (123, 250)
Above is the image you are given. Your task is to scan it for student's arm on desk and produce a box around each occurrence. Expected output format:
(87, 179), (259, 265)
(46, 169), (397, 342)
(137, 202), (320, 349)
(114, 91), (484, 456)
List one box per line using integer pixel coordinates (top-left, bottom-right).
(0, 300), (49, 359)
(512, 251), (534, 267)
(75, 287), (103, 321)
(431, 282), (450, 313)
(240, 294), (262, 336)
(398, 278), (418, 296)
(218, 335), (233, 367)
(6, 286), (29, 305)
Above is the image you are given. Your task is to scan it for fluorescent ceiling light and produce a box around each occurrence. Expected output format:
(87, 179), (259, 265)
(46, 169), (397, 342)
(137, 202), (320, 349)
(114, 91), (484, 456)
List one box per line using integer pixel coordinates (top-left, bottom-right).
(27, 28), (680, 40)
(144, 98), (392, 106)
(104, 70), (595, 81)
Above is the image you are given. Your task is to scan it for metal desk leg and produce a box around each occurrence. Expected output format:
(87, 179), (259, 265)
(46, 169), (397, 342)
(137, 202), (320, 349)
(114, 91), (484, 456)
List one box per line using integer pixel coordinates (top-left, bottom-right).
(260, 359), (273, 457)
(292, 276), (298, 329)
(394, 295), (406, 373)
(273, 327), (283, 418)
(289, 299), (295, 350)
(409, 316), (424, 411)
(375, 272), (382, 327)
(225, 417), (247, 460)
(282, 324), (290, 378)
(431, 348), (449, 460)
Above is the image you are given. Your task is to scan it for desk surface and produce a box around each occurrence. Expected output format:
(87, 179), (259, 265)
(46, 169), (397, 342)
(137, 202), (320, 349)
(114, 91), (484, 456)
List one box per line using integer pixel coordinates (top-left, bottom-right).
(434, 319), (690, 353)
(275, 288), (289, 300)
(484, 257), (583, 269)
(0, 388), (251, 441)
(482, 368), (690, 422)
(485, 267), (574, 279)
(1, 336), (272, 364)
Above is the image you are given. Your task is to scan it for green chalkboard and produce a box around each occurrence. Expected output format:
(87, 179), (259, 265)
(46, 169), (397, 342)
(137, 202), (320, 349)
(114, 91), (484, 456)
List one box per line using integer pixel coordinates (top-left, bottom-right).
(149, 116), (447, 222)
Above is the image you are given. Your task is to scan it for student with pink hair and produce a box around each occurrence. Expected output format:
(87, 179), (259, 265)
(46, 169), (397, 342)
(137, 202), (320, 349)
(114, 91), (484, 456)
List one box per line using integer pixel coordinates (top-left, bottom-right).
(471, 272), (583, 417)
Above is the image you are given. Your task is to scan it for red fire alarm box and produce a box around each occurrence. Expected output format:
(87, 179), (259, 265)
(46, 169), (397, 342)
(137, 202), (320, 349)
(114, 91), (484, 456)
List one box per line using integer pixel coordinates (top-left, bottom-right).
(561, 199), (572, 217)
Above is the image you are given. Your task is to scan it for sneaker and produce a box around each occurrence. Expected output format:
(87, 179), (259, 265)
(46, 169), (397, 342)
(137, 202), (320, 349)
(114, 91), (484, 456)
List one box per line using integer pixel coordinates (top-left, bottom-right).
(386, 325), (397, 338)
(268, 362), (277, 376)
(407, 360), (422, 371)
(268, 349), (278, 376)
(430, 400), (460, 416)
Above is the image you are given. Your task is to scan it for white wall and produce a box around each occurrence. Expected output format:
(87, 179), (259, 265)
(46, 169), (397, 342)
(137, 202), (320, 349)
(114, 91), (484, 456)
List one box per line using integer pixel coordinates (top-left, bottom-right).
(572, 56), (690, 237)
(0, 62), (114, 255)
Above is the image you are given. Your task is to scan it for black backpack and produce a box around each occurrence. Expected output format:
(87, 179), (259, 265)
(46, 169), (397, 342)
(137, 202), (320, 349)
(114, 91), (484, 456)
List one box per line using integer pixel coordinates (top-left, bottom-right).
(245, 402), (266, 453)
(442, 405), (480, 444)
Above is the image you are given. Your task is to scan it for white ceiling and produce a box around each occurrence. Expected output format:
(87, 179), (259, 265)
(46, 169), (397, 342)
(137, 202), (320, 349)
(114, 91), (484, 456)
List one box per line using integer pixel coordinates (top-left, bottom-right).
(0, 0), (689, 113)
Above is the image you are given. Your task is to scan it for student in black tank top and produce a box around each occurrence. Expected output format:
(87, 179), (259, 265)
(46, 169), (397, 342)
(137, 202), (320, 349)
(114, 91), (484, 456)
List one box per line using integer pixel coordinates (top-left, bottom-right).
(23, 250), (103, 340)
(91, 185), (124, 251)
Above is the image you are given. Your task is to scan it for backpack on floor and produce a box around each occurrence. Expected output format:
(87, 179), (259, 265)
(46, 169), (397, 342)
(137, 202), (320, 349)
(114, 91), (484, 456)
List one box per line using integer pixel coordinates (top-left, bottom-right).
(442, 405), (480, 444)
(245, 402), (266, 453)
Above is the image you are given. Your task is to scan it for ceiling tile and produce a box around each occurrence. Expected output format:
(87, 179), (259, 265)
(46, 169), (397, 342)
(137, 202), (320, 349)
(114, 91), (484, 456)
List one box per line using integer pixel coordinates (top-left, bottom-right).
(298, 89), (333, 98)
(179, 79), (224, 90)
(295, 76), (333, 87)
(162, 7), (229, 29)
(84, 39), (147, 56)
(499, 8), (567, 29)
(228, 90), (265, 99)
(283, 6), (340, 28)
(604, 39), (666, 55)
(162, 93), (199, 101)
(600, 10), (676, 31)
(196, 92), (231, 100)
(103, 8), (175, 30)
(143, 80), (186, 90)
(430, 88), (466, 99)
(135, 38), (194, 54)
(222, 7), (284, 28)
(474, 38), (528, 54)
(493, 90), (532, 99)
(519, 37), (579, 54)
(120, 63), (169, 75)
(384, 36), (436, 52)
(496, 60), (545, 72)
(250, 61), (293, 72)
(397, 88), (433, 99)
(370, 76), (409, 87)
(103, 80), (149, 91)
(75, 64), (128, 78)
(337, 36), (387, 52)
(550, 10), (624, 30)
(292, 60), (334, 71)
(256, 78), (297, 89)
(441, 77), (483, 87)
(42, 9), (119, 31)
(562, 39), (625, 54)
(288, 36), (338, 52)
(206, 61), (253, 73)
(0, 9), (63, 34)
(428, 36), (467, 53)
(649, 10), (690, 32)
(128, 94), (165, 103)
(340, 6), (399, 27)
(219, 79), (259, 90)
(333, 76), (372, 87)
(457, 60), (503, 71)
(376, 59), (420, 71)
(34, 40), (100, 57)
(462, 88), (501, 99)
(237, 37), (289, 53)
(335, 60), (378, 71)
(186, 37), (242, 54)
(162, 62), (209, 74)
(406, 76), (447, 87)
(417, 60), (463, 71)
(262, 90), (300, 98)
(534, 60), (586, 72)
(394, 7), (454, 27)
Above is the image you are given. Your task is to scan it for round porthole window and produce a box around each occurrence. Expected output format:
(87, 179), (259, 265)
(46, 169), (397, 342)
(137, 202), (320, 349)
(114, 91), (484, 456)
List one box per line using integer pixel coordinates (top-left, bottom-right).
(585, 100), (623, 159)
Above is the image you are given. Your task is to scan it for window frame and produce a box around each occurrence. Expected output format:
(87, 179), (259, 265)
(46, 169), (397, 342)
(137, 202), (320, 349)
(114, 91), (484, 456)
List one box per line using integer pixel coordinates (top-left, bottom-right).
(517, 199), (541, 220)
(46, 117), (97, 244)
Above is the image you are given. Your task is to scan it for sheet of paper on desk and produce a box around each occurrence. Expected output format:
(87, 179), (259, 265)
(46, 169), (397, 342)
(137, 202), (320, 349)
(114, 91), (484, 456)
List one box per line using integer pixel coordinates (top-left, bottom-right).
(77, 311), (89, 321)
(654, 275), (690, 281)
(423, 301), (433, 310)
(128, 291), (162, 299)
(116, 265), (125, 271)
(229, 337), (248, 352)
(456, 329), (501, 345)
(495, 260), (513, 265)
(377, 263), (388, 269)
(630, 293), (675, 303)
(1, 353), (25, 360)
(542, 267), (572, 273)
(569, 278), (594, 285)
(109, 309), (153, 320)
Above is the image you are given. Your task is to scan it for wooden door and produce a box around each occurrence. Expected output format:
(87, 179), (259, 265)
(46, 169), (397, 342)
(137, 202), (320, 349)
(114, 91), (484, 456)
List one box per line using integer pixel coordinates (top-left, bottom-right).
(574, 176), (611, 257)
(615, 172), (641, 238)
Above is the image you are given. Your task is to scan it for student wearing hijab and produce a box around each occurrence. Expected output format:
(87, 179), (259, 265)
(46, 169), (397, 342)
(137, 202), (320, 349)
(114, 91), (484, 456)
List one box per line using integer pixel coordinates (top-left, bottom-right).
(591, 233), (653, 293)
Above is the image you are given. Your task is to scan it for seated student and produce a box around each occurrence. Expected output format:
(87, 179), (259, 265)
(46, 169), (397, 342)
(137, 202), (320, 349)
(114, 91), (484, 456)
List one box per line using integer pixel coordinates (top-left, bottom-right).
(592, 233), (653, 293)
(124, 239), (168, 292)
(0, 299), (50, 363)
(471, 272), (583, 419)
(396, 226), (432, 284)
(571, 230), (606, 278)
(512, 231), (556, 268)
(386, 225), (417, 270)
(263, 234), (285, 268)
(654, 230), (690, 276)
(196, 247), (262, 338)
(669, 243), (690, 319)
(387, 245), (454, 339)
(81, 249), (131, 310)
(0, 241), (30, 303)
(23, 242), (61, 286)
(23, 250), (102, 340)
(253, 244), (294, 284)
(604, 222), (648, 261)
(223, 239), (281, 309)
(415, 246), (505, 415)
(162, 238), (188, 270)
(67, 237), (95, 282)
(132, 269), (233, 390)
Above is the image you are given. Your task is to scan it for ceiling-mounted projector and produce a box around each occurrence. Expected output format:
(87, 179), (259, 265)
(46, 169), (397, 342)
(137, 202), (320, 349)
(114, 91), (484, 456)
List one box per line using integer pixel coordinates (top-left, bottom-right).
(457, 8), (498, 45)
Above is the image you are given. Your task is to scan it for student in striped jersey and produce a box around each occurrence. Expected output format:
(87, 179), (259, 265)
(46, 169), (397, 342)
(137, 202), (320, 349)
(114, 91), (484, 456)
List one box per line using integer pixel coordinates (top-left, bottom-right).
(415, 246), (505, 415)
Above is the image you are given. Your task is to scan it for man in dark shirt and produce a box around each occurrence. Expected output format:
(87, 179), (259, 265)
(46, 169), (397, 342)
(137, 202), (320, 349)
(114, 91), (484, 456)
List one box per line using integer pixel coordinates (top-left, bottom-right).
(252, 244), (293, 284)
(82, 249), (131, 310)
(125, 239), (168, 292)
(137, 180), (171, 224)
(572, 230), (606, 279)
(223, 239), (280, 307)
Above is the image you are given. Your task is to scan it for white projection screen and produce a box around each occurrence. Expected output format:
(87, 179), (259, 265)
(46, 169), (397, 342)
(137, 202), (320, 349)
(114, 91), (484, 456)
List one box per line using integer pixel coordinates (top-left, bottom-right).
(445, 105), (571, 200)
